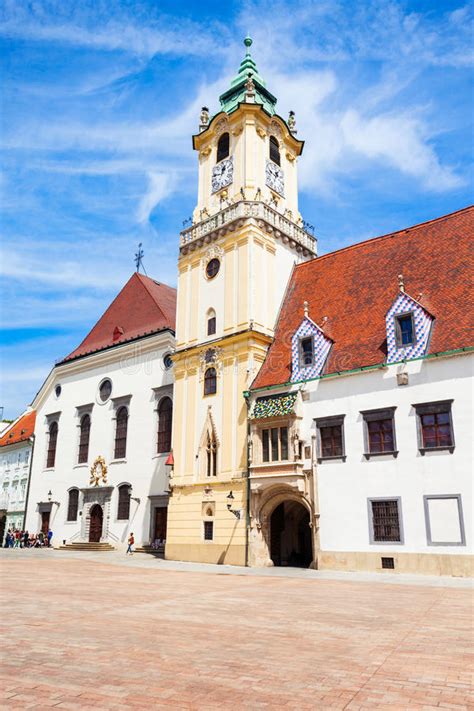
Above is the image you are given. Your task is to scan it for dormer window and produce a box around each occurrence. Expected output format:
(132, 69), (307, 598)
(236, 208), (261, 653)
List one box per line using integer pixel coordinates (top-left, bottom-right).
(269, 136), (280, 166)
(217, 132), (229, 162)
(299, 337), (314, 367)
(395, 312), (416, 347)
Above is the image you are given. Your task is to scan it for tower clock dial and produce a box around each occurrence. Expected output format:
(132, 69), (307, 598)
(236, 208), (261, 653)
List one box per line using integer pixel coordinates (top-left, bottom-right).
(211, 157), (234, 193)
(265, 159), (284, 196)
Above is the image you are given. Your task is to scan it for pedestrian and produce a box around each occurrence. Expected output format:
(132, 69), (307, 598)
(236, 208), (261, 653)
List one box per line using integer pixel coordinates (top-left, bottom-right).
(23, 530), (29, 548)
(14, 530), (21, 548)
(47, 529), (53, 548)
(126, 532), (134, 555)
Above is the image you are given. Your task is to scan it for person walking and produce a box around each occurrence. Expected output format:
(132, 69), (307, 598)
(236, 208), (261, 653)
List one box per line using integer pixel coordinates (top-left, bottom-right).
(126, 532), (134, 555)
(47, 529), (53, 548)
(23, 530), (29, 548)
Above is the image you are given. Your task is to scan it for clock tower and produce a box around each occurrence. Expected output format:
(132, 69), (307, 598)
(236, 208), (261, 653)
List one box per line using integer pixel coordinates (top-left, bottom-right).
(165, 37), (317, 565)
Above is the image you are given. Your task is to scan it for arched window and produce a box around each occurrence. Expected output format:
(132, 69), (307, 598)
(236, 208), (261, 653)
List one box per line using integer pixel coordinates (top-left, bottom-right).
(217, 132), (229, 162)
(204, 367), (217, 396)
(206, 431), (217, 477)
(78, 414), (91, 464)
(67, 489), (79, 521)
(269, 135), (280, 166)
(157, 397), (173, 453)
(117, 484), (131, 520)
(46, 421), (58, 468)
(207, 309), (216, 336)
(114, 407), (128, 459)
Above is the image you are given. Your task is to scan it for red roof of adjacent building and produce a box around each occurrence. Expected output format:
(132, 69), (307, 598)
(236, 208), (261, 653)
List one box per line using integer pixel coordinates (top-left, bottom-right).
(62, 273), (177, 363)
(0, 410), (36, 447)
(252, 206), (474, 390)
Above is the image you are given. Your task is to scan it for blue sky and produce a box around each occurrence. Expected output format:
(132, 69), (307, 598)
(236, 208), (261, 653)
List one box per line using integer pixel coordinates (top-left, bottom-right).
(1, 0), (472, 419)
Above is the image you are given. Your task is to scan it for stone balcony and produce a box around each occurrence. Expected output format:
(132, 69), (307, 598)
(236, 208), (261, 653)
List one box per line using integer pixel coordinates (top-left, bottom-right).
(179, 200), (317, 257)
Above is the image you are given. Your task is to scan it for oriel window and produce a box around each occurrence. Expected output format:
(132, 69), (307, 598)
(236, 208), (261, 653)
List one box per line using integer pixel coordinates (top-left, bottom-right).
(261, 427), (289, 462)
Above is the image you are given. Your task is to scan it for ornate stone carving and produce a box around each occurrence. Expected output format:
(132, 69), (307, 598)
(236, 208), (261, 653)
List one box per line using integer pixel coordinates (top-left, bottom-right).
(269, 120), (282, 138)
(199, 347), (223, 380)
(89, 456), (108, 486)
(256, 126), (266, 139)
(202, 245), (224, 275)
(215, 117), (228, 137)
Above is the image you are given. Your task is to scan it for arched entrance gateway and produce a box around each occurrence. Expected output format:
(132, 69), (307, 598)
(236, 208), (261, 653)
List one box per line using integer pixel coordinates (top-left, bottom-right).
(270, 501), (312, 568)
(89, 504), (103, 543)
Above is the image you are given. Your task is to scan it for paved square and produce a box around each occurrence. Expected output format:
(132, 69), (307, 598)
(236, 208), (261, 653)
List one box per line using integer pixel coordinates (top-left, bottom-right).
(1, 552), (473, 710)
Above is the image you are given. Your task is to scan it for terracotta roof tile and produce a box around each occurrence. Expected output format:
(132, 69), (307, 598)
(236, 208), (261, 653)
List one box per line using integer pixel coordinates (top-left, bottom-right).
(0, 410), (36, 447)
(61, 273), (177, 363)
(252, 206), (474, 390)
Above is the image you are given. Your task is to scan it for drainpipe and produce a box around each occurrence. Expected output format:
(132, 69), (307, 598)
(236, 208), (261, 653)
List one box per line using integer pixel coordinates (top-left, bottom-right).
(22, 433), (35, 532)
(244, 392), (251, 568)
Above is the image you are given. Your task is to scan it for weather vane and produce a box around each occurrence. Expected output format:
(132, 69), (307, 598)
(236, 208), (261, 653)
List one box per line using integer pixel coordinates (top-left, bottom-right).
(134, 243), (145, 273)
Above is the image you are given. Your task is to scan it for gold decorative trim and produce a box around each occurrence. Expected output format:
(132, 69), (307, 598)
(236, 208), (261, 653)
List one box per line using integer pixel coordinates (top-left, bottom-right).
(90, 456), (108, 487)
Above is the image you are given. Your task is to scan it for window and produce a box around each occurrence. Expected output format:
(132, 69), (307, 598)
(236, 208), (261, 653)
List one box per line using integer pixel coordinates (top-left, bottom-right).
(206, 431), (217, 477)
(414, 400), (454, 453)
(217, 132), (229, 162)
(423, 495), (465, 546)
(163, 353), (173, 370)
(299, 337), (314, 367)
(261, 427), (289, 462)
(67, 489), (79, 522)
(362, 408), (397, 458)
(204, 520), (214, 541)
(269, 135), (280, 166)
(78, 414), (91, 464)
(207, 309), (216, 336)
(316, 416), (345, 460)
(55, 384), (62, 398)
(114, 407), (128, 459)
(117, 484), (131, 520)
(46, 421), (58, 468)
(369, 499), (403, 543)
(395, 312), (416, 347)
(204, 367), (217, 396)
(206, 258), (220, 279)
(99, 379), (112, 402)
(157, 397), (173, 453)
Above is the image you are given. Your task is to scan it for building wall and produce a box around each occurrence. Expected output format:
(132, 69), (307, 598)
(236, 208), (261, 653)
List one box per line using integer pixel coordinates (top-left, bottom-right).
(248, 353), (473, 575)
(25, 333), (174, 548)
(0, 440), (32, 534)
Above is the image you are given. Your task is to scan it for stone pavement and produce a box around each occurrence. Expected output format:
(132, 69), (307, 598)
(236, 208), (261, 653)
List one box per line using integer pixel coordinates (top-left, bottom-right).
(0, 552), (473, 710)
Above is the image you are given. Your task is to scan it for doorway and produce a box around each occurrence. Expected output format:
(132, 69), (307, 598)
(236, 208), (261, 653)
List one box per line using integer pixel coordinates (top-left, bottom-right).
(89, 504), (103, 543)
(41, 511), (50, 535)
(153, 507), (168, 544)
(270, 501), (312, 568)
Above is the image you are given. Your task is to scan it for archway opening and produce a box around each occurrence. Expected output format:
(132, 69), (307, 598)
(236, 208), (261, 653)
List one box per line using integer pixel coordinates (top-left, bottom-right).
(89, 504), (103, 543)
(270, 501), (312, 568)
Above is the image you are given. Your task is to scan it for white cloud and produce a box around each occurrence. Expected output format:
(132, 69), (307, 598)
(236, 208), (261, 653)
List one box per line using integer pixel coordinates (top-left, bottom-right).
(137, 172), (177, 224)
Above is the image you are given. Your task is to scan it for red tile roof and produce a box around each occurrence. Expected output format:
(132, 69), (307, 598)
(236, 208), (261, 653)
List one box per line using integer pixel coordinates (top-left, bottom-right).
(0, 410), (36, 447)
(62, 273), (176, 363)
(252, 206), (474, 390)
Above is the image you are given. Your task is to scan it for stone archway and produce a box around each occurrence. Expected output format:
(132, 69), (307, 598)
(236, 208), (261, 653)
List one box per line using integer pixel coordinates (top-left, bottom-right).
(249, 486), (315, 568)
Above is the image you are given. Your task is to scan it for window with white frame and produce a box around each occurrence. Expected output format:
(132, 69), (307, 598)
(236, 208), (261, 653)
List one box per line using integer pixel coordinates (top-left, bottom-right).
(424, 495), (465, 546)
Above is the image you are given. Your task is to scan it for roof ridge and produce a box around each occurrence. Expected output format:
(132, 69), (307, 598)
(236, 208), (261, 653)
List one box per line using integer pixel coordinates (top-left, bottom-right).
(297, 205), (474, 268)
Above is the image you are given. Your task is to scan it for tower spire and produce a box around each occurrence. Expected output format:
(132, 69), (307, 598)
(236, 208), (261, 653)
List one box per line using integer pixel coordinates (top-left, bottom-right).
(218, 37), (277, 115)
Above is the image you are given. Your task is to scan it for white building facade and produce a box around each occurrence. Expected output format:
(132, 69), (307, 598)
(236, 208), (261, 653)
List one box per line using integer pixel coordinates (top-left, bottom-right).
(247, 207), (473, 576)
(25, 273), (176, 550)
(0, 409), (36, 540)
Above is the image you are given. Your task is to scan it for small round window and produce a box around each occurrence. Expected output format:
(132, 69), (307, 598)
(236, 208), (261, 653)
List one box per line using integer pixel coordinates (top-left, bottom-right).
(163, 353), (173, 370)
(55, 384), (62, 398)
(206, 258), (220, 279)
(99, 379), (112, 402)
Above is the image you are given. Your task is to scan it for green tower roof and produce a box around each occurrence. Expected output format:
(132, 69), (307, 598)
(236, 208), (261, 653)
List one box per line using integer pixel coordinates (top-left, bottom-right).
(219, 36), (277, 116)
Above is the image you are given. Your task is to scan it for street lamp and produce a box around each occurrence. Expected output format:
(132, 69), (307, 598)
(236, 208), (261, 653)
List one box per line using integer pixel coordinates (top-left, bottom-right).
(226, 491), (241, 520)
(47, 490), (52, 502)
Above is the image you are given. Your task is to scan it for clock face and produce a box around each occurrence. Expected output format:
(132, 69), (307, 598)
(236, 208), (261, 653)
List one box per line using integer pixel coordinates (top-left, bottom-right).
(211, 157), (233, 193)
(265, 159), (285, 196)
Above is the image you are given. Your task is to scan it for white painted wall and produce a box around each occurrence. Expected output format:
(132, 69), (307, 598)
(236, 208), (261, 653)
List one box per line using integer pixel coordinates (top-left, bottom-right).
(25, 332), (175, 549)
(0, 440), (32, 534)
(296, 354), (473, 556)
